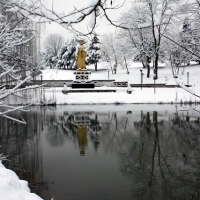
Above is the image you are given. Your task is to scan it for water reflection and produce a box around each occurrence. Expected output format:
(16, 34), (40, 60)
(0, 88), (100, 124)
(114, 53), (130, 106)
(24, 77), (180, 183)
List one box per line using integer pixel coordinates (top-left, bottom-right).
(0, 105), (200, 200)
(74, 114), (90, 155)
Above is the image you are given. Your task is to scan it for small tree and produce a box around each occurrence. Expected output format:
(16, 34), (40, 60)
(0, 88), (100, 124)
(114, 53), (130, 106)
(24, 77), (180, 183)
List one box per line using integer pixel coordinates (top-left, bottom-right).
(87, 35), (101, 71)
(101, 33), (119, 74)
(167, 17), (200, 77)
(44, 33), (64, 57)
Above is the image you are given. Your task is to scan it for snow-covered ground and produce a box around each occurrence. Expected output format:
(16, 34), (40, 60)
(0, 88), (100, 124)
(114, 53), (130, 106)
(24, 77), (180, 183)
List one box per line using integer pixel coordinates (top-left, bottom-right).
(13, 61), (200, 105)
(40, 62), (200, 104)
(41, 61), (195, 85)
(0, 160), (43, 200)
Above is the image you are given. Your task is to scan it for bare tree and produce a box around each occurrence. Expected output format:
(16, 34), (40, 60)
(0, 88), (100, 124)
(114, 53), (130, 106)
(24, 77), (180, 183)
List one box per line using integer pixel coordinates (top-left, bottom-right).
(117, 4), (154, 78)
(101, 33), (119, 74)
(115, 0), (182, 80)
(44, 33), (64, 57)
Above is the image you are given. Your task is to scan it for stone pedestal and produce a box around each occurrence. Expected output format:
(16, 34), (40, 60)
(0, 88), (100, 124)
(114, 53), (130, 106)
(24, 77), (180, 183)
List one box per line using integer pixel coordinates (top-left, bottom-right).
(73, 71), (91, 82)
(71, 83), (95, 88)
(72, 70), (94, 88)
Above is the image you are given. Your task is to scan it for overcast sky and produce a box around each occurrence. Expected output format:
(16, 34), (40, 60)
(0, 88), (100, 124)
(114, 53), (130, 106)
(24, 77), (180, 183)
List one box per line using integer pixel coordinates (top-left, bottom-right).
(40, 0), (132, 50)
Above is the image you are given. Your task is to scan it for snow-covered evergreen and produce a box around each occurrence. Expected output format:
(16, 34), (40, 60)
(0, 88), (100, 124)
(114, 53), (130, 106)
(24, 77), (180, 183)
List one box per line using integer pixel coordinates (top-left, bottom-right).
(87, 34), (101, 71)
(57, 38), (77, 70)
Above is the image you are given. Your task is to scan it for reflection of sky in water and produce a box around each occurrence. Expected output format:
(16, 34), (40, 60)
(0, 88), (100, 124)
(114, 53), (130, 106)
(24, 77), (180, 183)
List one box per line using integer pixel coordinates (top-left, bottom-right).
(1, 104), (200, 200)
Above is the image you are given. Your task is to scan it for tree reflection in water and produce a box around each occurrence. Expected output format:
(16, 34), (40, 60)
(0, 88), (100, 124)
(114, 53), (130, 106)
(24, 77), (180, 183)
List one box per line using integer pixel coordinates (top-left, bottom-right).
(113, 110), (200, 200)
(0, 109), (55, 199)
(0, 106), (200, 200)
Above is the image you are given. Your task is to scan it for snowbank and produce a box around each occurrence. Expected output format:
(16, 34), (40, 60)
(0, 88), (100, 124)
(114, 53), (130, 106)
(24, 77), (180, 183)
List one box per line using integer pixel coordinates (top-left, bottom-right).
(5, 86), (198, 105)
(40, 86), (196, 105)
(0, 161), (43, 200)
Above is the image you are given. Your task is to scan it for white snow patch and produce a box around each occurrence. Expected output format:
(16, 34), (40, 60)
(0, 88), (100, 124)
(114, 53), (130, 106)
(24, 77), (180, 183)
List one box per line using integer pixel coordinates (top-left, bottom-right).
(0, 161), (43, 200)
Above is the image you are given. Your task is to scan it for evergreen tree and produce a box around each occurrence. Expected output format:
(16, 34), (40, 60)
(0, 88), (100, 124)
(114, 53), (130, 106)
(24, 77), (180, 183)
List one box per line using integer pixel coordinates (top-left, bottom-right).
(183, 17), (200, 64)
(170, 17), (197, 76)
(57, 38), (76, 69)
(181, 18), (193, 65)
(173, 17), (193, 69)
(87, 35), (101, 71)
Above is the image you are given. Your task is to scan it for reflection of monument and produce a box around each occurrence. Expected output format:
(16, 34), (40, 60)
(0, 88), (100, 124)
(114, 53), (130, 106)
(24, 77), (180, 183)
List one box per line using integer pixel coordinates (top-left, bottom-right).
(77, 126), (87, 156)
(72, 40), (95, 88)
(74, 114), (90, 156)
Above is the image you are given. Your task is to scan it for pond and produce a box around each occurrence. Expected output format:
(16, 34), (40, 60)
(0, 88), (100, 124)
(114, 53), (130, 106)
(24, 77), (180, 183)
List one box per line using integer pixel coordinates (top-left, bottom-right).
(1, 104), (200, 200)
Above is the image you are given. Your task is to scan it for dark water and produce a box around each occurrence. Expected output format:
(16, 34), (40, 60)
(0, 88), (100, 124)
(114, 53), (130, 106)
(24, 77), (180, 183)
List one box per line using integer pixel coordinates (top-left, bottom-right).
(1, 104), (200, 200)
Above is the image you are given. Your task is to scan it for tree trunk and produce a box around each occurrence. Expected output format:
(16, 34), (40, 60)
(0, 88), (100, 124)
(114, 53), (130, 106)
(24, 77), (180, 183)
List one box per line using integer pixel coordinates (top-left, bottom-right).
(95, 62), (97, 71)
(147, 64), (150, 78)
(114, 65), (117, 74)
(153, 53), (159, 80)
(142, 61), (146, 68)
(110, 64), (113, 74)
(114, 55), (117, 74)
(124, 56), (129, 74)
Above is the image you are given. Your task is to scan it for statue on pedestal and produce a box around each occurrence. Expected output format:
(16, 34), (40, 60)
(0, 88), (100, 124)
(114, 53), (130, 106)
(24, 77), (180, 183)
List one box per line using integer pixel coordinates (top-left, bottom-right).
(76, 40), (87, 71)
(72, 40), (94, 87)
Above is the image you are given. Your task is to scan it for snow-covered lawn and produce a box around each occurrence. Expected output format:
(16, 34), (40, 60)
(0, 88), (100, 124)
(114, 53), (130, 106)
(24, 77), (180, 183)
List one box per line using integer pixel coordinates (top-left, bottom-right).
(26, 62), (200, 104)
(41, 61), (191, 85)
(39, 86), (193, 105)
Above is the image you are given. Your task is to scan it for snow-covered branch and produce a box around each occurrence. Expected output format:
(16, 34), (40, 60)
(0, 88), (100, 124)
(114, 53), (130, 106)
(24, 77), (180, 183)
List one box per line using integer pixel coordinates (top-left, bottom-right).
(175, 79), (200, 99)
(0, 1), (43, 123)
(0, 114), (26, 124)
(10, 0), (127, 35)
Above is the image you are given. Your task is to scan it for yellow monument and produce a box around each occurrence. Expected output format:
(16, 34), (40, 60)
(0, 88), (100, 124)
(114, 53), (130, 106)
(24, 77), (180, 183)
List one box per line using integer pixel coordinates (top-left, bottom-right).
(72, 39), (94, 87)
(76, 40), (87, 71)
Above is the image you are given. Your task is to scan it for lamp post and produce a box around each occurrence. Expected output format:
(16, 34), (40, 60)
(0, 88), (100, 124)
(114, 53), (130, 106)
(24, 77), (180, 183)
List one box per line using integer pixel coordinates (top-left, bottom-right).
(185, 72), (191, 87)
(41, 75), (43, 85)
(127, 80), (132, 94)
(108, 70), (110, 79)
(187, 72), (189, 85)
(140, 69), (144, 90)
(153, 74), (156, 94)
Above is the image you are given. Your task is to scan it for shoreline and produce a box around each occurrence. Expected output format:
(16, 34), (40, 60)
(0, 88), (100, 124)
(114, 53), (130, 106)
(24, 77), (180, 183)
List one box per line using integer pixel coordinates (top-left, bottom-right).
(4, 86), (200, 105)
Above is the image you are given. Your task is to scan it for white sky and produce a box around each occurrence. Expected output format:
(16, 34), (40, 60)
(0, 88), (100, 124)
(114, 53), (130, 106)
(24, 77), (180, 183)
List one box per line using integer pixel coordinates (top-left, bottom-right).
(40, 0), (132, 50)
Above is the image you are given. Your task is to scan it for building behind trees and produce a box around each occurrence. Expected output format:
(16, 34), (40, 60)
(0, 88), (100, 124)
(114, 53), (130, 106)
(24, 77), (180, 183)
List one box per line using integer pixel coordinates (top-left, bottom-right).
(0, 1), (42, 85)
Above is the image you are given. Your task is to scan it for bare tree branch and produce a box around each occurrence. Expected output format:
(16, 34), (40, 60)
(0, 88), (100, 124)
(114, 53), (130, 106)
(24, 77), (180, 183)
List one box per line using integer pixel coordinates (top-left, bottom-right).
(11, 0), (127, 35)
(163, 34), (200, 59)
